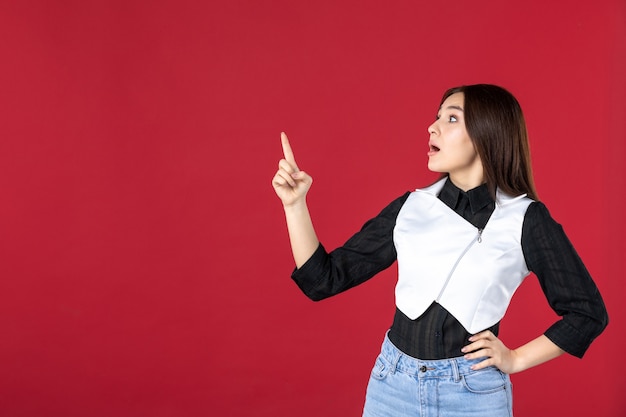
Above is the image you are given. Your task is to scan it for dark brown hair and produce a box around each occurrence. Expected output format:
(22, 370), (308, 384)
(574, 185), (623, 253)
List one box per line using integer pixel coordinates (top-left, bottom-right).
(440, 84), (538, 200)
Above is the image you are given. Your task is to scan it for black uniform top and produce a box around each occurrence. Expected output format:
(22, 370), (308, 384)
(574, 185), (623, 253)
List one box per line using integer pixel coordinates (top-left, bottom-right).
(292, 178), (608, 359)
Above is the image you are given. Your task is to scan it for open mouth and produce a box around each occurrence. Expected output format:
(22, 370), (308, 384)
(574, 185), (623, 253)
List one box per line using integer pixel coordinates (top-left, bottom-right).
(429, 145), (440, 152)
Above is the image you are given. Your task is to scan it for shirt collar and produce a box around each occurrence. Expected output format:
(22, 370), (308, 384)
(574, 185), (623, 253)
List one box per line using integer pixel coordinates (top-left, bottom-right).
(438, 177), (493, 214)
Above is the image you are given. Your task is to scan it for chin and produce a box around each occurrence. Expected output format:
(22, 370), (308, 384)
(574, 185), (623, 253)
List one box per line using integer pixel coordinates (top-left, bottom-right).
(427, 163), (445, 173)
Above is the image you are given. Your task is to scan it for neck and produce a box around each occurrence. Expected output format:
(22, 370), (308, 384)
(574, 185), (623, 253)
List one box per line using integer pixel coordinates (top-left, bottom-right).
(448, 174), (484, 192)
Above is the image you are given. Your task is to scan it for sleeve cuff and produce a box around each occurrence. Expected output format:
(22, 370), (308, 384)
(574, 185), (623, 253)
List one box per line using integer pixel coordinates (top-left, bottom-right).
(544, 320), (594, 359)
(290, 243), (329, 301)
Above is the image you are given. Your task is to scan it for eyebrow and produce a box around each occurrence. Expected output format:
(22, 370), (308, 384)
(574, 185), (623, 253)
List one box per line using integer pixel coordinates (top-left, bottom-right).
(443, 105), (464, 112)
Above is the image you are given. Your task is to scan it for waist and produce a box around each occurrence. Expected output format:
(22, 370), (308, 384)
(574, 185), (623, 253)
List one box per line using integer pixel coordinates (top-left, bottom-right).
(388, 305), (499, 360)
(380, 332), (491, 377)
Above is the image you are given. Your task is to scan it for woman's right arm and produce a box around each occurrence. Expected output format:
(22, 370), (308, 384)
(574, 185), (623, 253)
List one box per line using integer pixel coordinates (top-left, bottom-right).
(273, 132), (408, 300)
(271, 132), (319, 268)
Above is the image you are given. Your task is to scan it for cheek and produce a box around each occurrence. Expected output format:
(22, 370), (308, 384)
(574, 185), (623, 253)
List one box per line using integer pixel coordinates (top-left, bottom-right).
(464, 144), (479, 161)
(459, 138), (478, 160)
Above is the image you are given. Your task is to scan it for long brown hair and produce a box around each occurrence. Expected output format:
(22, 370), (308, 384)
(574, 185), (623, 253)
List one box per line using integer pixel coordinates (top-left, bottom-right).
(440, 84), (538, 200)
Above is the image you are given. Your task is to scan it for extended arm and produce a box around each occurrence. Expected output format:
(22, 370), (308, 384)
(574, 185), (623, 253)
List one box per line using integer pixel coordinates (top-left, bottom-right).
(272, 132), (319, 267)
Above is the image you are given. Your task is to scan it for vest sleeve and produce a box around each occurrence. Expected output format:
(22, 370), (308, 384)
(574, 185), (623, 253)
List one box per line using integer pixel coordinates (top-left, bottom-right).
(291, 192), (411, 301)
(522, 202), (609, 358)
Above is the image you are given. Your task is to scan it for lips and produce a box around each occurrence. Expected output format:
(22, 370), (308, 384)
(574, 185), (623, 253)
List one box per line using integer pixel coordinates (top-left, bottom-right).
(428, 141), (440, 156)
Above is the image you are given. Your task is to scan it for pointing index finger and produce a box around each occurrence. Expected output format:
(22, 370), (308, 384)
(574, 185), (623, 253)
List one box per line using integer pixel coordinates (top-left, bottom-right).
(281, 132), (299, 171)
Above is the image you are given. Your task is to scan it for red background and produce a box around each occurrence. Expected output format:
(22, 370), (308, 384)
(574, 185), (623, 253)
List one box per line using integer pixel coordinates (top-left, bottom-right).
(0, 1), (624, 416)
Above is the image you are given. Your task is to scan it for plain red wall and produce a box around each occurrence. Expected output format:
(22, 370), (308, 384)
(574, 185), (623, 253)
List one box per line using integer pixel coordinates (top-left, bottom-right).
(0, 1), (624, 416)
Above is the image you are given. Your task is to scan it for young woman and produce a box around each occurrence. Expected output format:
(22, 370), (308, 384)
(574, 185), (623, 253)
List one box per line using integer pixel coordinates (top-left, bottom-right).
(271, 84), (608, 417)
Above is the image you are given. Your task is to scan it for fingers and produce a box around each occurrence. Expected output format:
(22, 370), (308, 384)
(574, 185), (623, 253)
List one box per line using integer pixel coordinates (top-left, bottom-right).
(275, 159), (296, 186)
(273, 159), (312, 189)
(281, 132), (299, 172)
(469, 357), (495, 371)
(461, 331), (491, 353)
(273, 170), (296, 188)
(462, 341), (497, 371)
(462, 331), (495, 360)
(273, 167), (296, 189)
(468, 330), (495, 343)
(461, 331), (514, 372)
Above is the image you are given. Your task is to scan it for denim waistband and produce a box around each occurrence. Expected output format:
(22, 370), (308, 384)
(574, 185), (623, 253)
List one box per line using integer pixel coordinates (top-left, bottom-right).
(380, 332), (489, 378)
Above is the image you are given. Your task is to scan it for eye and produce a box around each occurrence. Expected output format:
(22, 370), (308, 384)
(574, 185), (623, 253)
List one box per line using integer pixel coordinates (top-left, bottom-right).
(448, 115), (458, 123)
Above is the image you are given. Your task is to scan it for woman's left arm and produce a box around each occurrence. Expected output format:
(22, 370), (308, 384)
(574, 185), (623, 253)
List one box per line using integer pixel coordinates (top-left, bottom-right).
(463, 201), (608, 374)
(461, 331), (564, 374)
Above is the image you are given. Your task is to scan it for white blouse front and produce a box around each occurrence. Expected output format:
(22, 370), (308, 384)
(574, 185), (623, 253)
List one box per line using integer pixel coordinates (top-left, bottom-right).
(393, 178), (533, 333)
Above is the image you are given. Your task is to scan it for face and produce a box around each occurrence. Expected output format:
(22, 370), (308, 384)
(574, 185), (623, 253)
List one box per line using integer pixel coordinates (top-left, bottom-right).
(427, 92), (484, 190)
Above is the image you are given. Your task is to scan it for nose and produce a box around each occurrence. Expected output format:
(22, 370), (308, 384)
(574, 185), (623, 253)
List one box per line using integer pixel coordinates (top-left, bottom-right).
(428, 121), (437, 135)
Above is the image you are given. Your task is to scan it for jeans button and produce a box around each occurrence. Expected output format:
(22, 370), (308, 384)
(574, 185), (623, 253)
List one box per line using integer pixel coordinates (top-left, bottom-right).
(420, 366), (427, 372)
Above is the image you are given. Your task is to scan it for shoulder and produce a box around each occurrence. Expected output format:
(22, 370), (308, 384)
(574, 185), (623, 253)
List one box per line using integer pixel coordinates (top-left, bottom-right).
(366, 191), (412, 222)
(523, 201), (557, 224)
(521, 201), (567, 244)
(382, 191), (411, 213)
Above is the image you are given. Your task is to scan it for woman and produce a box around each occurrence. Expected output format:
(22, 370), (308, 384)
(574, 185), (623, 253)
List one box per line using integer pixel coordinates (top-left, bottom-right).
(271, 84), (608, 416)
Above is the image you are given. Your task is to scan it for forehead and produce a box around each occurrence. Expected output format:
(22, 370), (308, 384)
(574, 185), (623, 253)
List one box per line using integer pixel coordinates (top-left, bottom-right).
(440, 92), (464, 109)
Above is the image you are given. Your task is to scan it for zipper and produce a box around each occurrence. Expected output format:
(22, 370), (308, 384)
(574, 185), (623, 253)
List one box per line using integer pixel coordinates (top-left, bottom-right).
(435, 228), (483, 302)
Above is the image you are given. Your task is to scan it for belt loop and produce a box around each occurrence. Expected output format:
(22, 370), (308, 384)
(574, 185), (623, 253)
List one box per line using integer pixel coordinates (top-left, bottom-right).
(390, 349), (401, 375)
(451, 358), (461, 382)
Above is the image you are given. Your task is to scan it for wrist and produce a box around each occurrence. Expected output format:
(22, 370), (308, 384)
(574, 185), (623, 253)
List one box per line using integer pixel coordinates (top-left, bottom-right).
(509, 349), (523, 374)
(283, 199), (308, 211)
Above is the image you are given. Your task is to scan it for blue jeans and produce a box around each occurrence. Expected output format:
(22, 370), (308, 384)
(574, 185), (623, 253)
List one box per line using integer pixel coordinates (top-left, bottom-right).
(363, 333), (513, 417)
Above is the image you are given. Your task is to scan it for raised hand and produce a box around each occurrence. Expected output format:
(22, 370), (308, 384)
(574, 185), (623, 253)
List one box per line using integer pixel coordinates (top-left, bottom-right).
(272, 132), (313, 207)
